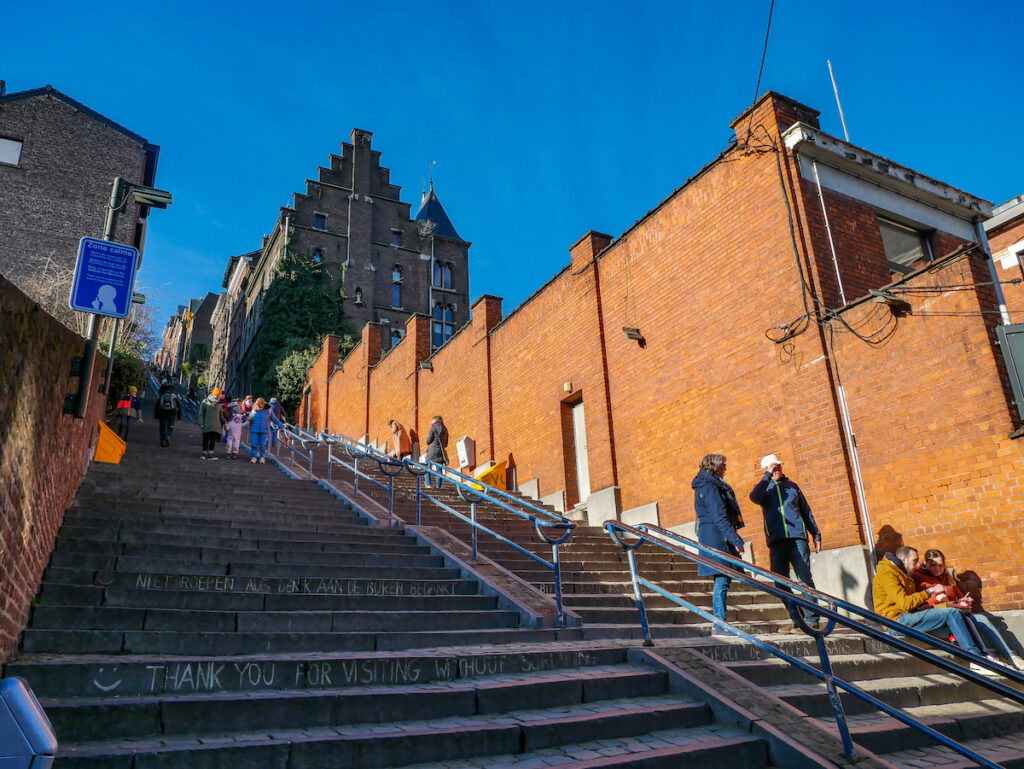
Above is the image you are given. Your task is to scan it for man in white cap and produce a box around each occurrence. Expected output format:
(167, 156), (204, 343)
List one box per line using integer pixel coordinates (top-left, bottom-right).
(750, 454), (822, 631)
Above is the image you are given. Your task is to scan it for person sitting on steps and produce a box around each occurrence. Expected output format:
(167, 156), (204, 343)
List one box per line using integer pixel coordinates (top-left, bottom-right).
(913, 548), (1024, 670)
(873, 545), (1001, 677)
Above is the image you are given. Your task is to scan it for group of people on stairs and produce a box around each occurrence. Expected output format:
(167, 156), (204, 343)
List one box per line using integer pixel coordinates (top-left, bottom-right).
(197, 388), (285, 463)
(693, 451), (1023, 672)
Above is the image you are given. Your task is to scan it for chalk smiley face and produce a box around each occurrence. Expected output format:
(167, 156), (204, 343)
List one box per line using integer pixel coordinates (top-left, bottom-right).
(92, 666), (122, 693)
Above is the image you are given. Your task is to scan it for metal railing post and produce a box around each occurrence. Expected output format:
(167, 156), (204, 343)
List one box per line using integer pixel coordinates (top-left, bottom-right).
(387, 475), (394, 526)
(551, 544), (565, 628)
(353, 456), (359, 496)
(470, 501), (478, 561)
(816, 633), (855, 759)
(327, 443), (332, 481)
(625, 547), (654, 647)
(415, 474), (421, 525)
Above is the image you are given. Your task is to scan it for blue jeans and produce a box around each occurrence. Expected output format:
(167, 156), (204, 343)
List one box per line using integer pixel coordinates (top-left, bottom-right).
(894, 607), (983, 655)
(969, 613), (1018, 660)
(769, 538), (820, 625)
(250, 432), (268, 459)
(712, 576), (731, 621)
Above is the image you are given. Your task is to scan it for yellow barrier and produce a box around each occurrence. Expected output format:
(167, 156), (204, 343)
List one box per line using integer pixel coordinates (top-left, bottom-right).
(94, 421), (126, 464)
(473, 460), (507, 491)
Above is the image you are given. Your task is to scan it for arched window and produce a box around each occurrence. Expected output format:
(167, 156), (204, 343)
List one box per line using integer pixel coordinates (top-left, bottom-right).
(392, 264), (403, 282)
(391, 329), (403, 347)
(433, 302), (455, 348)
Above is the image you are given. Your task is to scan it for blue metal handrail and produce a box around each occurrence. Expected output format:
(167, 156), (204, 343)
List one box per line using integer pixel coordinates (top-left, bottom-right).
(605, 520), (1023, 769)
(319, 431), (405, 525)
(403, 458), (575, 627)
(274, 423), (319, 478)
(317, 431), (575, 626)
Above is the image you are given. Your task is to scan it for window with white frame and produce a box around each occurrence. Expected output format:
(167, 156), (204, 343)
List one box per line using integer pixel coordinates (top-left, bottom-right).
(0, 138), (22, 167)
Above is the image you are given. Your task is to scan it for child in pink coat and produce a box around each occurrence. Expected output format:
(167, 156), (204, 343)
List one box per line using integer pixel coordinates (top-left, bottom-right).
(224, 412), (247, 460)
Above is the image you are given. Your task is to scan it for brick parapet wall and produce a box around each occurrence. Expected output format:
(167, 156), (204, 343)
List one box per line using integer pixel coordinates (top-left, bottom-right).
(0, 275), (108, 661)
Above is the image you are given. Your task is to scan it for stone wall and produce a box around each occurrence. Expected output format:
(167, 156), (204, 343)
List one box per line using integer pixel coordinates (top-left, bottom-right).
(0, 275), (107, 661)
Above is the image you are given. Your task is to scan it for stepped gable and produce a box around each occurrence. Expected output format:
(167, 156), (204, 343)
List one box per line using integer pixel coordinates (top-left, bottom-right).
(8, 419), (805, 769)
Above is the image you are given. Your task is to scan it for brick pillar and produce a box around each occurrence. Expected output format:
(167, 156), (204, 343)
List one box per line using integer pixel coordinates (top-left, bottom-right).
(362, 323), (382, 436)
(319, 334), (340, 430)
(469, 295), (504, 461)
(569, 231), (613, 274)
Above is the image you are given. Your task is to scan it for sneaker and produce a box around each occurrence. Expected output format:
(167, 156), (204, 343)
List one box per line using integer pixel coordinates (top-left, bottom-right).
(250, 457), (258, 464)
(1011, 654), (1024, 671)
(259, 457), (266, 464)
(969, 662), (1001, 677)
(208, 455), (219, 461)
(201, 453), (207, 460)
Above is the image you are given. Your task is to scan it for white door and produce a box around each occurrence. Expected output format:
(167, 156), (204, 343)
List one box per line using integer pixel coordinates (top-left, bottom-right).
(571, 401), (591, 501)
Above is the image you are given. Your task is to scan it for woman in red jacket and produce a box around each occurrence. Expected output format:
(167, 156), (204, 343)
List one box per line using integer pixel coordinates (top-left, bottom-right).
(913, 549), (1024, 670)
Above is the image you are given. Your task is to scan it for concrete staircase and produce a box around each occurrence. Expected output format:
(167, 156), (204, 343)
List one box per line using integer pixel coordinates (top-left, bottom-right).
(310, 452), (793, 637)
(306, 445), (1024, 768)
(3, 423), (790, 768)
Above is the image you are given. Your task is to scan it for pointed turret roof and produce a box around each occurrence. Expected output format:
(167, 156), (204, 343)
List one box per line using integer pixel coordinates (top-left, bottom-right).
(414, 183), (464, 241)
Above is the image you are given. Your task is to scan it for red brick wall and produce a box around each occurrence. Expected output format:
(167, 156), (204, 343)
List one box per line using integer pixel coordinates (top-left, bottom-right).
(0, 276), (109, 661)
(299, 93), (1024, 609)
(420, 296), (502, 470)
(987, 213), (1024, 315)
(366, 315), (428, 450)
(833, 253), (1024, 609)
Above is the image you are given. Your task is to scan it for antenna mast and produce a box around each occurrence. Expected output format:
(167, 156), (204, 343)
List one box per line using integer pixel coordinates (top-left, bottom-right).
(827, 60), (850, 142)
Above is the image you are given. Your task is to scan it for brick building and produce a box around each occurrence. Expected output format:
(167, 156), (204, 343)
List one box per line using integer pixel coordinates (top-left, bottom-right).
(299, 92), (1024, 617)
(221, 129), (470, 397)
(0, 82), (159, 298)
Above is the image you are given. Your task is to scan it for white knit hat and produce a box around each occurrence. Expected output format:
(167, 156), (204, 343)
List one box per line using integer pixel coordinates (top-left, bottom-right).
(760, 454), (782, 470)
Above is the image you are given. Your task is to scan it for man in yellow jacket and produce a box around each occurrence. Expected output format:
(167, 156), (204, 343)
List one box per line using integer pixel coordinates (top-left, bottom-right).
(874, 546), (997, 676)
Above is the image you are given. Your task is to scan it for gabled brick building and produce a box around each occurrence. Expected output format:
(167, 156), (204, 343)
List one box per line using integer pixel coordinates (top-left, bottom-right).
(299, 92), (1024, 616)
(224, 129), (471, 397)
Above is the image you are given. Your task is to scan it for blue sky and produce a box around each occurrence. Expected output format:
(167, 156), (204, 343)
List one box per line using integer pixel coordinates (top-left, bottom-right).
(4, 1), (1022, 336)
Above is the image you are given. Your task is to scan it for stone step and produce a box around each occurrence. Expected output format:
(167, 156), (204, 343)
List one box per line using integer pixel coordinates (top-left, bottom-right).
(36, 583), (493, 612)
(769, 672), (998, 717)
(62, 510), (390, 537)
(28, 605), (519, 633)
(41, 664), (671, 742)
(728, 652), (950, 686)
(883, 733), (1024, 769)
(823, 698), (1024, 755)
(53, 697), (762, 769)
(21, 627), (571, 655)
(56, 525), (428, 553)
(46, 553), (458, 578)
(7, 645), (632, 698)
(52, 540), (442, 566)
(569, 604), (788, 625)
(39, 570), (477, 596)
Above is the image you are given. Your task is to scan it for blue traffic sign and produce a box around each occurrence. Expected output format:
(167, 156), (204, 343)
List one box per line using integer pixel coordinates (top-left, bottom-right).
(69, 237), (139, 319)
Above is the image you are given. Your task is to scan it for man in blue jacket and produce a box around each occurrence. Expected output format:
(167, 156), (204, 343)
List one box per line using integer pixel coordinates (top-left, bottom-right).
(750, 454), (822, 631)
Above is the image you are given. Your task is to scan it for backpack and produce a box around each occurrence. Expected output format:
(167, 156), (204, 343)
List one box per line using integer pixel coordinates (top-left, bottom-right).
(159, 392), (175, 411)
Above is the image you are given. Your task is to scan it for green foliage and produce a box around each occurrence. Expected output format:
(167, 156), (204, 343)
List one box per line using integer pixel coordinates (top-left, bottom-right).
(250, 241), (354, 399)
(105, 350), (148, 410)
(275, 334), (356, 415)
(189, 342), (210, 363)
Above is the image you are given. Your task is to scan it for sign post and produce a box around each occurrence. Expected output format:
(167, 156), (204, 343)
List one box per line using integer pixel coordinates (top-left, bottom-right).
(67, 177), (136, 418)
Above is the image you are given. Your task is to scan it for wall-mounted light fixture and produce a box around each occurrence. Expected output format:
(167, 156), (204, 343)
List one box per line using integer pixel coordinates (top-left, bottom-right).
(622, 327), (643, 340)
(563, 381), (572, 393)
(869, 289), (912, 316)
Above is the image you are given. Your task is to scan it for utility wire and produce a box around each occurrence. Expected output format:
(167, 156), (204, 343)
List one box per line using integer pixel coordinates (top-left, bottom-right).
(751, 0), (776, 106)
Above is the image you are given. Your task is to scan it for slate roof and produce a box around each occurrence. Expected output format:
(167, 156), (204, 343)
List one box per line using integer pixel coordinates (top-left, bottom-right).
(414, 183), (464, 242)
